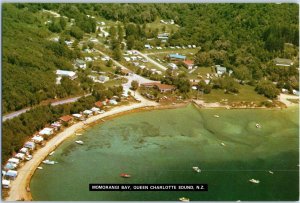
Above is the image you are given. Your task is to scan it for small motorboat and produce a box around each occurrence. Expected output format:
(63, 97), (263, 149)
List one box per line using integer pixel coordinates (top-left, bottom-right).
(49, 151), (55, 156)
(255, 123), (261, 128)
(37, 167), (43, 170)
(268, 171), (274, 174)
(249, 179), (260, 184)
(76, 133), (82, 136)
(179, 197), (190, 202)
(214, 115), (220, 118)
(25, 155), (33, 161)
(221, 142), (226, 146)
(120, 173), (131, 178)
(75, 140), (84, 145)
(192, 166), (201, 173)
(42, 160), (55, 165)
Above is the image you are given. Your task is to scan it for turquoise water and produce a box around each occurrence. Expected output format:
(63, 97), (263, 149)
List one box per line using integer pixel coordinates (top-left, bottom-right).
(31, 105), (299, 201)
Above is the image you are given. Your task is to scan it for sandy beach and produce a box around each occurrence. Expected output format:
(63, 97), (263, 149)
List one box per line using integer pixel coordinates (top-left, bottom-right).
(5, 100), (158, 201)
(278, 93), (299, 107)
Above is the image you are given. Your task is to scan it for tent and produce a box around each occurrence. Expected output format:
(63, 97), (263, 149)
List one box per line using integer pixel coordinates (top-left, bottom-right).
(2, 179), (11, 188)
(8, 158), (20, 165)
(15, 153), (25, 160)
(5, 170), (18, 180)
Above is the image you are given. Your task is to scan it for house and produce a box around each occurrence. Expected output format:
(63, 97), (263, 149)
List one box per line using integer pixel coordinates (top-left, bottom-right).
(183, 60), (194, 70)
(101, 56), (110, 61)
(75, 59), (87, 69)
(8, 158), (20, 165)
(155, 83), (176, 93)
(72, 114), (84, 120)
(95, 101), (103, 108)
(24, 141), (36, 150)
(59, 115), (73, 124)
(3, 163), (17, 171)
(19, 147), (29, 155)
(83, 110), (93, 116)
(2, 179), (11, 189)
(32, 135), (44, 144)
(85, 57), (93, 62)
(14, 153), (25, 160)
(90, 107), (100, 114)
(39, 127), (54, 137)
(109, 99), (118, 105)
(124, 57), (131, 62)
(130, 56), (137, 61)
(168, 63), (178, 69)
(51, 122), (62, 131)
(274, 58), (293, 67)
(56, 70), (77, 80)
(215, 65), (227, 75)
(99, 76), (109, 83)
(5, 170), (18, 180)
(168, 53), (186, 61)
(145, 44), (152, 49)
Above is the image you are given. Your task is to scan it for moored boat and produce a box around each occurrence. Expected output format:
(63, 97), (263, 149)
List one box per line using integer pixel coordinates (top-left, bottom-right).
(249, 179), (260, 184)
(42, 160), (55, 165)
(76, 133), (82, 136)
(179, 197), (190, 202)
(37, 167), (43, 170)
(192, 166), (201, 173)
(120, 173), (131, 178)
(255, 123), (261, 128)
(25, 155), (33, 161)
(221, 142), (226, 146)
(75, 140), (84, 145)
(49, 151), (55, 156)
(214, 115), (220, 118)
(268, 170), (274, 174)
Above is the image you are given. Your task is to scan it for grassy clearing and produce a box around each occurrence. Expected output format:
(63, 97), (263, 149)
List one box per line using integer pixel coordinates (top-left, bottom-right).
(200, 85), (267, 103)
(146, 18), (179, 34)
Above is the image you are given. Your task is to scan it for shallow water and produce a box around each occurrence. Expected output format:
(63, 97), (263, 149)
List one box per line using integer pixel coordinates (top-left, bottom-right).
(31, 105), (299, 201)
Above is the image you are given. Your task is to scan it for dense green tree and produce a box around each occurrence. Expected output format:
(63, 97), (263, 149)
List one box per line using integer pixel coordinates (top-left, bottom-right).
(255, 80), (280, 99)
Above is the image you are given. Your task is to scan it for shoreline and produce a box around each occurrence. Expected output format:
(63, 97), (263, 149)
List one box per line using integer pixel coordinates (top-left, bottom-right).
(6, 101), (188, 201)
(4, 98), (298, 201)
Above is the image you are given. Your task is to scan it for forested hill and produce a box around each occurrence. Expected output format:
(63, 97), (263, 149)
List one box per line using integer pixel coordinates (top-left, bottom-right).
(2, 4), (79, 114)
(2, 3), (299, 113)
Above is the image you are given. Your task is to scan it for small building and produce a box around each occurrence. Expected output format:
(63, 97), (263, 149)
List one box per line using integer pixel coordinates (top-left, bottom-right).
(24, 141), (36, 150)
(8, 158), (20, 165)
(124, 57), (131, 62)
(5, 170), (18, 180)
(32, 135), (44, 144)
(85, 57), (93, 62)
(95, 101), (103, 109)
(91, 107), (100, 114)
(56, 70), (77, 80)
(2, 179), (11, 189)
(14, 153), (25, 160)
(274, 58), (293, 67)
(109, 99), (118, 105)
(4, 163), (17, 171)
(215, 65), (227, 75)
(183, 60), (194, 70)
(51, 122), (62, 131)
(83, 110), (93, 116)
(157, 33), (169, 40)
(59, 115), (73, 124)
(145, 44), (152, 49)
(19, 147), (29, 155)
(130, 56), (137, 61)
(168, 63), (178, 69)
(39, 128), (54, 137)
(141, 82), (161, 89)
(99, 76), (109, 83)
(72, 113), (84, 121)
(75, 59), (87, 69)
(168, 54), (186, 61)
(155, 83), (176, 93)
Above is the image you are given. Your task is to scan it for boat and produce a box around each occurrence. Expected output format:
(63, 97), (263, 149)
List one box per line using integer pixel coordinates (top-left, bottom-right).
(25, 155), (33, 161)
(179, 197), (190, 202)
(192, 166), (201, 173)
(221, 142), (226, 146)
(255, 123), (261, 128)
(249, 179), (260, 184)
(75, 140), (84, 145)
(76, 133), (82, 136)
(49, 151), (55, 156)
(214, 115), (220, 118)
(37, 167), (43, 170)
(268, 171), (274, 174)
(120, 173), (131, 178)
(42, 160), (55, 165)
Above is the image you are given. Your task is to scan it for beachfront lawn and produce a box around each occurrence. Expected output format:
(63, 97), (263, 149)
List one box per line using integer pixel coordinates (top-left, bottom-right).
(198, 85), (267, 104)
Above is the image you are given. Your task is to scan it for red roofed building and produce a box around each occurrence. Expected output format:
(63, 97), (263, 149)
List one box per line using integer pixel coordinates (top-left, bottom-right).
(140, 82), (161, 88)
(182, 60), (194, 70)
(95, 101), (103, 108)
(59, 115), (73, 124)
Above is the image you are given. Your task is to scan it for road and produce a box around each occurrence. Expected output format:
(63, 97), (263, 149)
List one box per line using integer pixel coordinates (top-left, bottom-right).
(3, 94), (91, 122)
(133, 50), (168, 71)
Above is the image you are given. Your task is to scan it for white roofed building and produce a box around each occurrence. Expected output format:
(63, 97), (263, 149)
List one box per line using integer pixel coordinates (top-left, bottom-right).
(56, 70), (77, 80)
